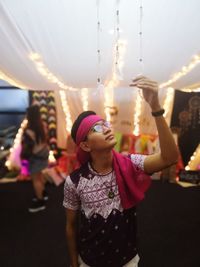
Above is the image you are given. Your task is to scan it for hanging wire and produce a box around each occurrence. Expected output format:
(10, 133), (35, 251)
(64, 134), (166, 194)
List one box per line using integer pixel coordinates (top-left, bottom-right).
(96, 0), (101, 85)
(114, 0), (121, 79)
(139, 0), (144, 74)
(132, 0), (145, 135)
(138, 0), (144, 98)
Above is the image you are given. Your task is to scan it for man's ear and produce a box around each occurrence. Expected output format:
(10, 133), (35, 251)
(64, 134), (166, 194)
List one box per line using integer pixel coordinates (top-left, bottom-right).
(79, 141), (91, 152)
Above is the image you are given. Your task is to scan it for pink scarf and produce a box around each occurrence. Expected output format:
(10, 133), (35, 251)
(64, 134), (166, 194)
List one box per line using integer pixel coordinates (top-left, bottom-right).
(75, 115), (151, 209)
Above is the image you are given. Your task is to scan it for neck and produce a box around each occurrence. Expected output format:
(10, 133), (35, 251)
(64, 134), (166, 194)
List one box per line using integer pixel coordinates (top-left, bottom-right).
(90, 149), (113, 174)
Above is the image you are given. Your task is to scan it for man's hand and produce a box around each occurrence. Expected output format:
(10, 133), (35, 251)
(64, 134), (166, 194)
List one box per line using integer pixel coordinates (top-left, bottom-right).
(130, 76), (179, 172)
(130, 75), (161, 112)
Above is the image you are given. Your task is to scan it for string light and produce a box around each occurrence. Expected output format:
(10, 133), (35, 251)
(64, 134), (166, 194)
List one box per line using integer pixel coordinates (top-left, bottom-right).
(0, 70), (28, 90)
(179, 87), (200, 92)
(29, 52), (78, 91)
(81, 88), (89, 111)
(133, 92), (142, 136)
(59, 90), (72, 133)
(160, 54), (200, 89)
(163, 87), (175, 119)
(30, 52), (71, 89)
(185, 144), (200, 171)
(5, 118), (28, 169)
(104, 90), (114, 122)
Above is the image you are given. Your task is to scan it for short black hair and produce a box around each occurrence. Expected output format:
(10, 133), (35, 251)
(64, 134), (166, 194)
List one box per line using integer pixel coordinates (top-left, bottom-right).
(71, 111), (96, 143)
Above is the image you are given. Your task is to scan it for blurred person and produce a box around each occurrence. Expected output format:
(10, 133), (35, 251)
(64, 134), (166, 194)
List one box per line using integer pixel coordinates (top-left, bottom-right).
(63, 76), (179, 267)
(21, 105), (49, 213)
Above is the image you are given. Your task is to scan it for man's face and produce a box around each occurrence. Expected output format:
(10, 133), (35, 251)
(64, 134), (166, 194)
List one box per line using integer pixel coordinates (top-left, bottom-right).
(84, 120), (117, 152)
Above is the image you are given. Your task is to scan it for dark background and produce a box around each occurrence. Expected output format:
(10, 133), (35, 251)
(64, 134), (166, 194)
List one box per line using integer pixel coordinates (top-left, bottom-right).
(0, 180), (200, 267)
(171, 90), (200, 166)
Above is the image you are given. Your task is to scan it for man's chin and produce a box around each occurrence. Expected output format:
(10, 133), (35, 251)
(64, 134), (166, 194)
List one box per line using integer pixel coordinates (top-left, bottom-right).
(96, 138), (117, 151)
(109, 139), (117, 148)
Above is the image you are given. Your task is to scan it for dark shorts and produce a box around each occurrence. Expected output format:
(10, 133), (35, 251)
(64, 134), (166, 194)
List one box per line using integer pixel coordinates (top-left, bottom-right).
(29, 147), (49, 175)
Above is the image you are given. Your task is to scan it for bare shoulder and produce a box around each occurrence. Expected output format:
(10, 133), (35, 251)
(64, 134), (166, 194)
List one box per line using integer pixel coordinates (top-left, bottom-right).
(42, 121), (48, 135)
(25, 129), (35, 141)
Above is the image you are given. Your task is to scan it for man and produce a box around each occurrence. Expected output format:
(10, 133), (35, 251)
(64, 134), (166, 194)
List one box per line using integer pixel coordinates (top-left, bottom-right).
(63, 76), (178, 267)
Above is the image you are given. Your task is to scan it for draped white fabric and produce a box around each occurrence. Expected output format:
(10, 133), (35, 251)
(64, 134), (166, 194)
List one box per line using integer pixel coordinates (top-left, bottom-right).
(0, 0), (200, 143)
(1, 0), (200, 90)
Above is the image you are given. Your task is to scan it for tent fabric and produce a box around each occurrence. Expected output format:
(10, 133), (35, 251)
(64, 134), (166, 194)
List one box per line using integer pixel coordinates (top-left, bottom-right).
(0, 0), (200, 91)
(0, 0), (200, 140)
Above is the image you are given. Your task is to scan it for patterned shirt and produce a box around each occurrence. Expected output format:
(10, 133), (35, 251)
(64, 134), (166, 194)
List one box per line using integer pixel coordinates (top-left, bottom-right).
(63, 154), (147, 267)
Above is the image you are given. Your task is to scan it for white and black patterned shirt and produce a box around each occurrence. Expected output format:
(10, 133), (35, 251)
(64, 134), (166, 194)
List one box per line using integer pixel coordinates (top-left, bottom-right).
(63, 154), (147, 267)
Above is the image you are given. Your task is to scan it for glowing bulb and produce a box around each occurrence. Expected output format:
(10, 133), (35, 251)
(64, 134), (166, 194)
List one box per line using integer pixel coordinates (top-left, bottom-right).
(29, 52), (40, 61)
(48, 150), (56, 164)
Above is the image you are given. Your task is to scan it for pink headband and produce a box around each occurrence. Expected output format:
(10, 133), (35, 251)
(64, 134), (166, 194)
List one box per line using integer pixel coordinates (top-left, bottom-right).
(75, 115), (102, 165)
(75, 115), (102, 145)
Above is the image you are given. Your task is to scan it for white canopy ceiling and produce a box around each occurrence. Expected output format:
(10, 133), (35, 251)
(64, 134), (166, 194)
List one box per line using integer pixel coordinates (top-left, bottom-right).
(0, 0), (200, 91)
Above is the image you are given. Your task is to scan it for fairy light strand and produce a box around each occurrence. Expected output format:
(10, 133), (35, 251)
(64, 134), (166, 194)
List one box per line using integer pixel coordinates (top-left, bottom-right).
(59, 90), (73, 133)
(133, 92), (142, 136)
(0, 70), (28, 90)
(5, 118), (28, 169)
(81, 88), (89, 111)
(163, 87), (175, 119)
(179, 87), (200, 92)
(29, 52), (78, 91)
(185, 144), (200, 171)
(159, 54), (200, 89)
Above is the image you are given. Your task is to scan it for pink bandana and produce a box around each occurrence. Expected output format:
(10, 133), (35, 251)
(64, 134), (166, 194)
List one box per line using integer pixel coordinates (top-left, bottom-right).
(75, 115), (102, 164)
(76, 115), (102, 145)
(75, 114), (151, 209)
(112, 150), (151, 209)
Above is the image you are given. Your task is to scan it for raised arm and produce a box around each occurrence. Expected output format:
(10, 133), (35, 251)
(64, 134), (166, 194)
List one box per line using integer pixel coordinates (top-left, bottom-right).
(66, 208), (79, 267)
(130, 76), (179, 174)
